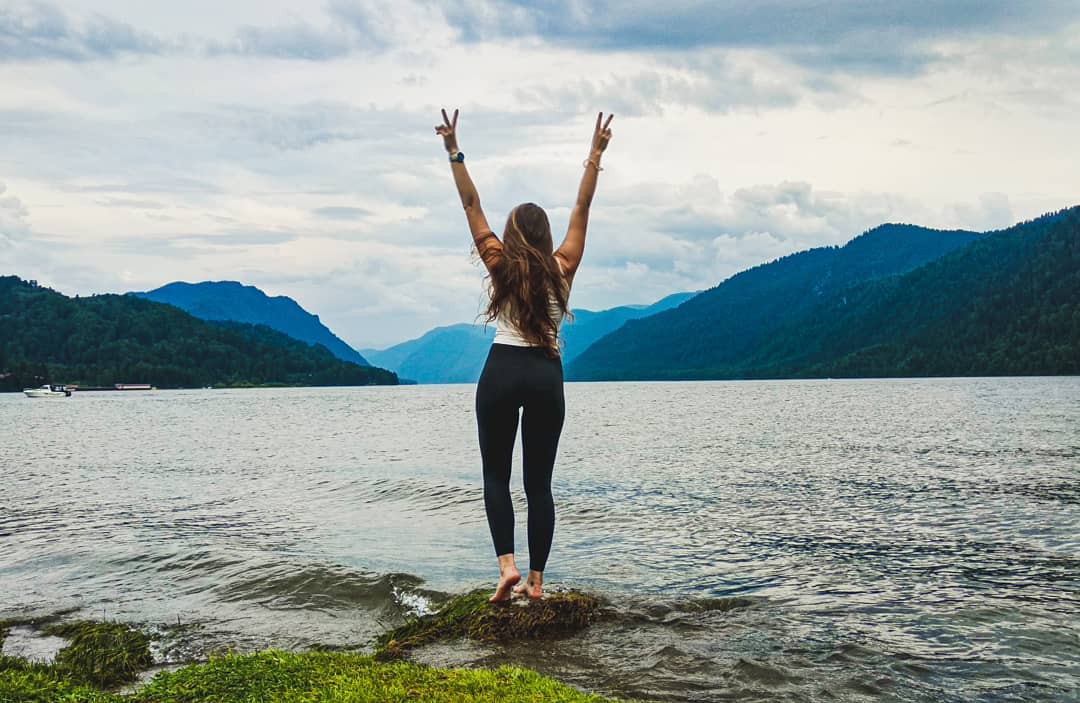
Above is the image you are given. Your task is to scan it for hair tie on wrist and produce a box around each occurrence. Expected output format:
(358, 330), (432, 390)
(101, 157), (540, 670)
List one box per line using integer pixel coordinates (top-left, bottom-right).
(583, 158), (603, 171)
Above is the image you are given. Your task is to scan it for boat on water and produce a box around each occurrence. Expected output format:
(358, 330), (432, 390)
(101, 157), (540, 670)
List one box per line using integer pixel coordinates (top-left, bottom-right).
(23, 385), (73, 398)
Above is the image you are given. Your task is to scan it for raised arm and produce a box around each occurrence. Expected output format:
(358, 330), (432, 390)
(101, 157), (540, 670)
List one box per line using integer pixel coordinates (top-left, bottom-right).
(555, 112), (613, 282)
(435, 108), (499, 270)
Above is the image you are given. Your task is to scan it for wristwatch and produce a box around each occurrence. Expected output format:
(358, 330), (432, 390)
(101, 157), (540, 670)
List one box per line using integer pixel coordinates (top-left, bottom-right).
(449, 151), (465, 163)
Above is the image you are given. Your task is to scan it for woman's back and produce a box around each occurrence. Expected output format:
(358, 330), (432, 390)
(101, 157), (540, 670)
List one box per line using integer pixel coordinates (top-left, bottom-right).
(492, 259), (569, 348)
(435, 107), (612, 602)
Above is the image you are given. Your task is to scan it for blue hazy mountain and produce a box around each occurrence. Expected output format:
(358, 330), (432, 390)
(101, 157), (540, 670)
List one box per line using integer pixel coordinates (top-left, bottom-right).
(362, 291), (698, 384)
(362, 324), (495, 384)
(131, 281), (369, 366)
(569, 211), (1079, 380)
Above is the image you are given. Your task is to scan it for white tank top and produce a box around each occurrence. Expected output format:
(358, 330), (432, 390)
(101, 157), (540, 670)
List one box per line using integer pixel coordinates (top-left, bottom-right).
(492, 259), (569, 347)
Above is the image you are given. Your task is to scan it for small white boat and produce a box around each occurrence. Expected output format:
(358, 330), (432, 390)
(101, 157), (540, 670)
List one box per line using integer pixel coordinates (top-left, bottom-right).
(23, 385), (72, 398)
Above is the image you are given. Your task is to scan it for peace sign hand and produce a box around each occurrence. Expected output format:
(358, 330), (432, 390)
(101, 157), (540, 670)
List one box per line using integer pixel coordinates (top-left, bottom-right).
(591, 112), (614, 154)
(435, 108), (459, 154)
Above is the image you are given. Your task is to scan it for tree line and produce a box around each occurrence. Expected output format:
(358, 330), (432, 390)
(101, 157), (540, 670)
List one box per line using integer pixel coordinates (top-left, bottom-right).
(0, 277), (397, 391)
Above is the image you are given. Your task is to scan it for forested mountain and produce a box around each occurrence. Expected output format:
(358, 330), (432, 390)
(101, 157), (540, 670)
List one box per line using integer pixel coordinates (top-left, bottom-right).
(0, 277), (397, 390)
(738, 208), (1080, 378)
(131, 281), (369, 366)
(569, 209), (1079, 380)
(363, 291), (698, 384)
(568, 223), (985, 380)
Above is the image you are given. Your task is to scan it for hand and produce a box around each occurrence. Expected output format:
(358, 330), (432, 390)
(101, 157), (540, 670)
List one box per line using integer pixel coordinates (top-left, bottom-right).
(590, 112), (614, 154)
(435, 108), (459, 154)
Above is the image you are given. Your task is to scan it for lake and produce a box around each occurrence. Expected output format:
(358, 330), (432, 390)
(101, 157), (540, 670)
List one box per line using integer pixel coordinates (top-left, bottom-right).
(2, 378), (1078, 701)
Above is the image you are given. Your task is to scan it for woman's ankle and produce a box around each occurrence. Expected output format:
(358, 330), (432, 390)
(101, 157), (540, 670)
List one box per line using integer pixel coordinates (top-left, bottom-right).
(497, 554), (518, 576)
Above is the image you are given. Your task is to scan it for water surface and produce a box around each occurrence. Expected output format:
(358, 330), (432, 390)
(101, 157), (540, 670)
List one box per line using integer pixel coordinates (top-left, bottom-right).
(2, 378), (1078, 701)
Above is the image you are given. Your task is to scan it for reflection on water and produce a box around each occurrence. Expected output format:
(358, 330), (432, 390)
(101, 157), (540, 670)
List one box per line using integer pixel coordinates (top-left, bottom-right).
(2, 378), (1078, 701)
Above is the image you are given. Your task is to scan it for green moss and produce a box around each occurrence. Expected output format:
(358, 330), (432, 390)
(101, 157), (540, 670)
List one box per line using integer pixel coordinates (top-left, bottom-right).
(375, 589), (603, 660)
(1, 650), (623, 702)
(0, 654), (115, 702)
(0, 593), (623, 702)
(128, 650), (619, 702)
(43, 621), (152, 689)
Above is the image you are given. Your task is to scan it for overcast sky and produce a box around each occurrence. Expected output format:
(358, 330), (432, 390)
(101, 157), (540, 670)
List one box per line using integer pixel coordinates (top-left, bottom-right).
(2, 1), (1078, 348)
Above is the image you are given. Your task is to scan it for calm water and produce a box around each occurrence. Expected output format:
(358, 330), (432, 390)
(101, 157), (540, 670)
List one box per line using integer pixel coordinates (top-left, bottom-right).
(2, 378), (1078, 701)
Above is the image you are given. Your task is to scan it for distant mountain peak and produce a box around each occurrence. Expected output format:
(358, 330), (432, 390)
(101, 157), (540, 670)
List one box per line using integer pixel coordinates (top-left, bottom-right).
(130, 281), (368, 366)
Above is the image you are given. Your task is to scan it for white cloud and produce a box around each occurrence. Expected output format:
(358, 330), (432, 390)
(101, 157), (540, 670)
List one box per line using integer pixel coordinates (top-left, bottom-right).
(0, 182), (30, 236)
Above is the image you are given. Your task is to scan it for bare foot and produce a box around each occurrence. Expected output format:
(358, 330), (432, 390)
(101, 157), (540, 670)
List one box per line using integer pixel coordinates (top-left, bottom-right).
(512, 571), (543, 599)
(490, 567), (520, 603)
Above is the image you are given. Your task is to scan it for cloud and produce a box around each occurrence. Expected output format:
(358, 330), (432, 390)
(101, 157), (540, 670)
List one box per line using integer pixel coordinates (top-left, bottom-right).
(313, 206), (372, 220)
(0, 181), (30, 231)
(95, 197), (166, 209)
(0, 1), (165, 62)
(0, 182), (38, 273)
(2, 2), (1076, 347)
(446, 0), (1080, 75)
(563, 178), (1027, 312)
(326, 0), (454, 50)
(943, 192), (1013, 233)
(607, 178), (903, 247)
(210, 21), (355, 61)
(513, 61), (805, 117)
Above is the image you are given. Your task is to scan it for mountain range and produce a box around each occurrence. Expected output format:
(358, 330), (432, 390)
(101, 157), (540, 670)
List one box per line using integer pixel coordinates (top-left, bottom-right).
(5, 208), (1075, 389)
(0, 277), (397, 390)
(569, 209), (1079, 379)
(361, 291), (697, 384)
(131, 281), (369, 366)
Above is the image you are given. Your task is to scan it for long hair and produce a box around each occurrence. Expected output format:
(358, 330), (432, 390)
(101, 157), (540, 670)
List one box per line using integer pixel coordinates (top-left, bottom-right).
(483, 203), (570, 358)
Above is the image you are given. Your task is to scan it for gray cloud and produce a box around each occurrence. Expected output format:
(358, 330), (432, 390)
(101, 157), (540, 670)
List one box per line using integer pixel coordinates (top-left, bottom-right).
(209, 21), (355, 60)
(0, 2), (375, 64)
(0, 1), (165, 62)
(447, 0), (1080, 75)
(4, 0), (1078, 84)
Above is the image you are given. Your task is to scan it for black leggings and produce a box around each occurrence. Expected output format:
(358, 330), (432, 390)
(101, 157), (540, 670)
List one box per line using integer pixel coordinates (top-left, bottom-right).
(476, 343), (565, 573)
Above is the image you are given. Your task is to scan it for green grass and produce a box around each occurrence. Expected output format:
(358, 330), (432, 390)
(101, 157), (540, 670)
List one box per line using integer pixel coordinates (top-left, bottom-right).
(0, 654), (116, 702)
(0, 593), (623, 702)
(0, 650), (622, 702)
(375, 589), (603, 660)
(129, 650), (619, 702)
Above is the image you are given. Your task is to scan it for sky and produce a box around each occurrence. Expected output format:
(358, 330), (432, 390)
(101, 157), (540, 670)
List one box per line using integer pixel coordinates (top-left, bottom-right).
(2, 1), (1078, 349)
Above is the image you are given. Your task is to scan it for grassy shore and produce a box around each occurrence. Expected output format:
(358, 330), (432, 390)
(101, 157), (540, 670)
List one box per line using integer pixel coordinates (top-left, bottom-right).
(0, 591), (626, 702)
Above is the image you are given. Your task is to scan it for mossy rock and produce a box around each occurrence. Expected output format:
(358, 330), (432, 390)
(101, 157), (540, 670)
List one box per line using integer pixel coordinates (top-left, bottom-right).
(44, 621), (152, 689)
(375, 589), (603, 660)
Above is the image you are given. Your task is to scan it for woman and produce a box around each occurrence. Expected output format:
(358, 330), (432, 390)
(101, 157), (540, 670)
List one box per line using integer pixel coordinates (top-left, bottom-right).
(435, 108), (613, 602)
